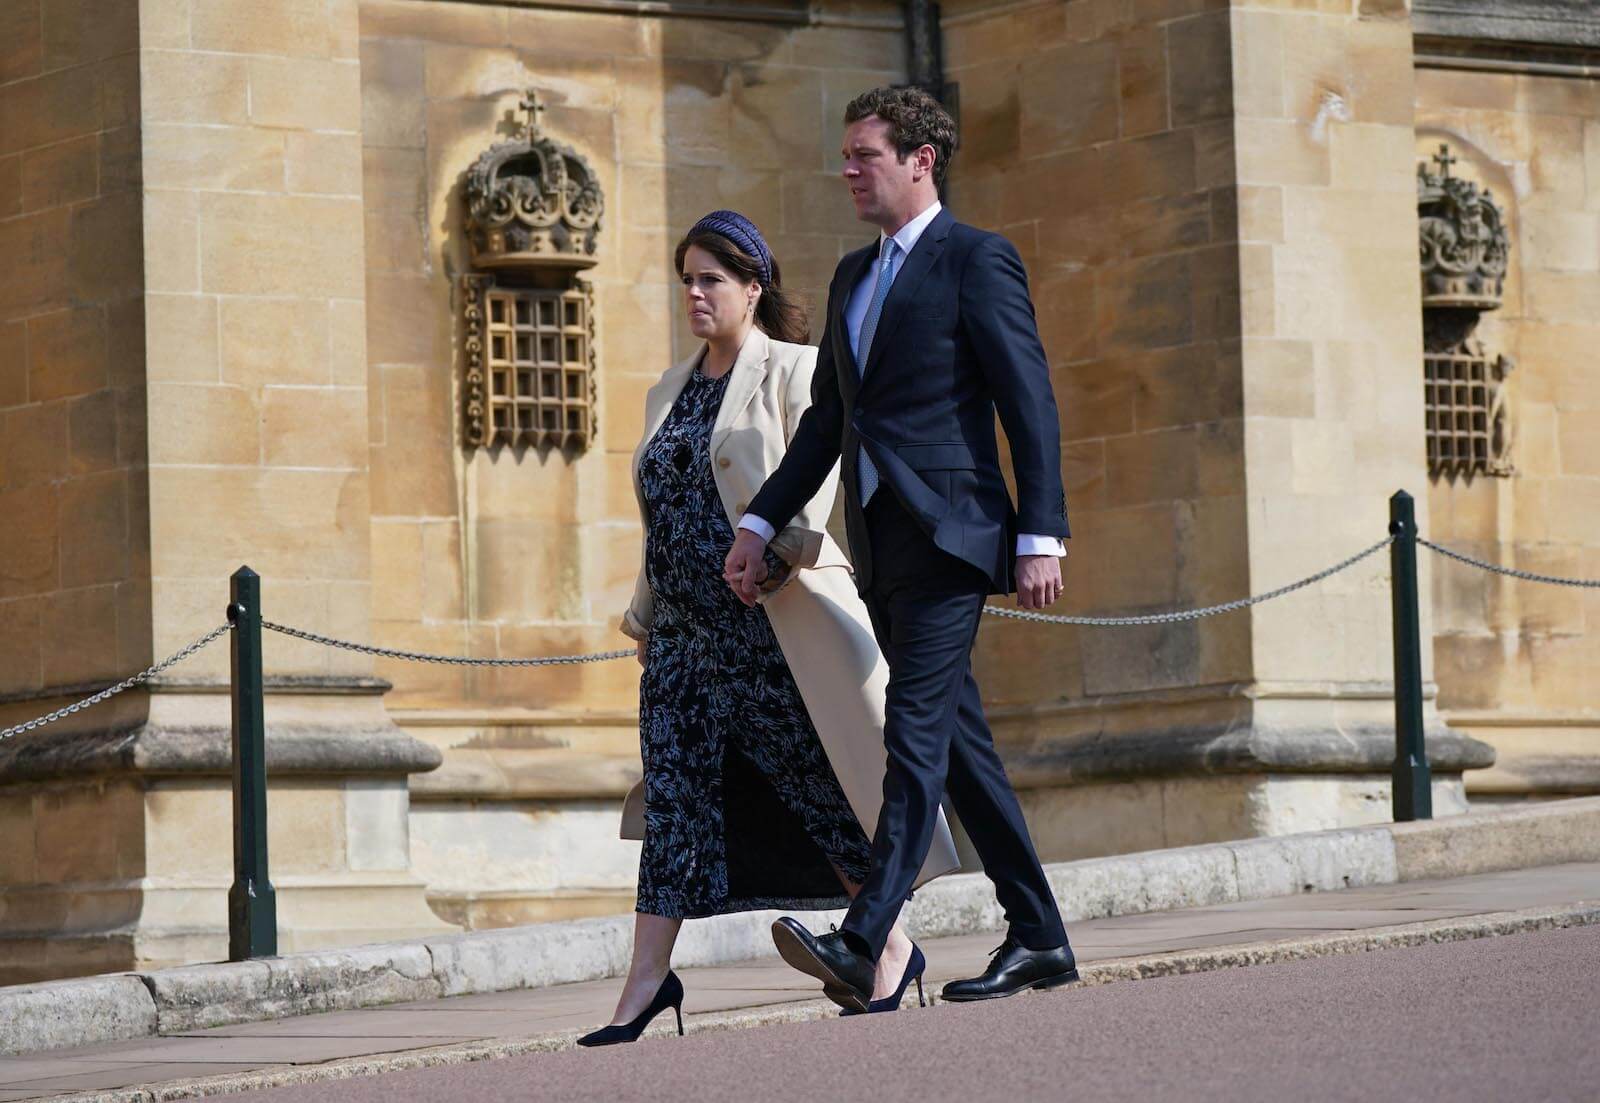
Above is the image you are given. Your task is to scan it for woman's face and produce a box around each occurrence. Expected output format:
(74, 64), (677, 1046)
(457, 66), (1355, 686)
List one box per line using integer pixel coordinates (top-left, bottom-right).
(680, 244), (758, 341)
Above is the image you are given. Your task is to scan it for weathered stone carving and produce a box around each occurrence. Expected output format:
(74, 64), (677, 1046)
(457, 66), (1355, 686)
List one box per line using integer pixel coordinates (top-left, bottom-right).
(462, 274), (490, 447)
(462, 91), (601, 451)
(1417, 144), (1512, 480)
(464, 91), (603, 271)
(1418, 143), (1508, 310)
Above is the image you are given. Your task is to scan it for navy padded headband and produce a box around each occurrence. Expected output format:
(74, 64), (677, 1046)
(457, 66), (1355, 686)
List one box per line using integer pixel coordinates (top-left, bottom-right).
(689, 209), (774, 289)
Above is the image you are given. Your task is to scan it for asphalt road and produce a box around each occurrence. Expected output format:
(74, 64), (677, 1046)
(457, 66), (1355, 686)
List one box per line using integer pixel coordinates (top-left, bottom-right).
(239, 926), (1600, 1103)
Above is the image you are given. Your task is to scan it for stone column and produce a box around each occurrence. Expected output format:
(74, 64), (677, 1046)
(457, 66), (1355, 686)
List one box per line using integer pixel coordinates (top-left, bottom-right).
(0, 0), (454, 984)
(1228, 0), (1488, 826)
(943, 0), (1491, 862)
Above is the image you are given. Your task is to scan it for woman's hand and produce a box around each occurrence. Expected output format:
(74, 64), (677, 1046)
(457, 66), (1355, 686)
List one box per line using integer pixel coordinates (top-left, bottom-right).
(636, 639), (647, 667)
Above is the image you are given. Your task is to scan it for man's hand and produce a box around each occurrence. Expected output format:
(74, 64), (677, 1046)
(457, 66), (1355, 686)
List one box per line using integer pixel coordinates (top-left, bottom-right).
(1015, 554), (1063, 610)
(724, 529), (770, 607)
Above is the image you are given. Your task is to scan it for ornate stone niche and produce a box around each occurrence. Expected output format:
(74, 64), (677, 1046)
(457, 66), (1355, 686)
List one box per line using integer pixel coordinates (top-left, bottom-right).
(462, 91), (603, 451)
(1417, 143), (1513, 481)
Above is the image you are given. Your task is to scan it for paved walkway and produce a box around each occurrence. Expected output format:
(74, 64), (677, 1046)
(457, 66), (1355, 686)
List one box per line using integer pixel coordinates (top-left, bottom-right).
(2, 862), (1598, 1101)
(242, 925), (1600, 1103)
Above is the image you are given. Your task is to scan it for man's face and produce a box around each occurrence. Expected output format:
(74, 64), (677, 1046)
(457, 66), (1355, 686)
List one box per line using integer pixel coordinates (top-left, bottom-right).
(841, 115), (918, 227)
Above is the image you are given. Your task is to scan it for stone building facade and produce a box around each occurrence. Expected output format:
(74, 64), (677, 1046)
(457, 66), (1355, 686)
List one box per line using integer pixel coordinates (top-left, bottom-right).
(0, 0), (1594, 980)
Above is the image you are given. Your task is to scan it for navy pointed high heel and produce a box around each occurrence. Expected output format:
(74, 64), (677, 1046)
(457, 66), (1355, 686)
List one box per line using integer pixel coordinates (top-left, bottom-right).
(841, 943), (926, 1016)
(577, 971), (686, 1047)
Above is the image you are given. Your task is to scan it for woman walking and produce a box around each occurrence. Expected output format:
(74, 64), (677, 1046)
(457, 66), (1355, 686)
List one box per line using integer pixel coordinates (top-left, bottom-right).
(579, 211), (958, 1047)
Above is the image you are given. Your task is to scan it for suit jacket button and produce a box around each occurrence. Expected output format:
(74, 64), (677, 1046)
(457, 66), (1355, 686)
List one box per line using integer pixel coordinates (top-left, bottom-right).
(717, 457), (731, 468)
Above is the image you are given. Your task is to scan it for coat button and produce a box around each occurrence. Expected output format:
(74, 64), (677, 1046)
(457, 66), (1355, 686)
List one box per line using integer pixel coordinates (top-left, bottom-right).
(717, 457), (731, 468)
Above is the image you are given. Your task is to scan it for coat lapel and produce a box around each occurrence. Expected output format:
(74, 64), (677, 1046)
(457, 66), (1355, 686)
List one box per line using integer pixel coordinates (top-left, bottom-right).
(632, 351), (699, 481)
(862, 206), (953, 379)
(710, 328), (770, 455)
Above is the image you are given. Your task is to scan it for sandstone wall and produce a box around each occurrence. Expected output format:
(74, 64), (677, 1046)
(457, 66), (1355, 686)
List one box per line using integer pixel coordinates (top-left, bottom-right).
(0, 0), (150, 708)
(947, 0), (1251, 727)
(936, 0), (1467, 859)
(1230, 0), (1431, 696)
(137, 0), (375, 685)
(1417, 65), (1600, 798)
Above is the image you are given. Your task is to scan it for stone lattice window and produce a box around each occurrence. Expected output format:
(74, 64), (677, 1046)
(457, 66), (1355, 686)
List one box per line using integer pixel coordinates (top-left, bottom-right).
(481, 286), (593, 446)
(1425, 349), (1509, 478)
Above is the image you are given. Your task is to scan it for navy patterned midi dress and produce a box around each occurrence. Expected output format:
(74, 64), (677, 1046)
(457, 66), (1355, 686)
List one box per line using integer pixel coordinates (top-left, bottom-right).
(635, 364), (874, 919)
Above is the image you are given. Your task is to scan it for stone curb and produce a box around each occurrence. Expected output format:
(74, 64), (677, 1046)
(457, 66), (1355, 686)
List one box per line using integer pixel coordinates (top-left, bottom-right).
(0, 977), (156, 1062)
(5, 796), (1598, 1055)
(1391, 795), (1600, 881)
(33, 900), (1600, 1103)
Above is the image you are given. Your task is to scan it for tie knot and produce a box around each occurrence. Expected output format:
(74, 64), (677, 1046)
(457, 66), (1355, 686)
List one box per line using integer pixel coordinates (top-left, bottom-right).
(881, 238), (898, 264)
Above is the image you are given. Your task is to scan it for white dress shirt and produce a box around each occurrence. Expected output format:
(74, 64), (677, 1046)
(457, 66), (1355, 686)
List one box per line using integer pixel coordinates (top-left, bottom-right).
(739, 200), (1065, 559)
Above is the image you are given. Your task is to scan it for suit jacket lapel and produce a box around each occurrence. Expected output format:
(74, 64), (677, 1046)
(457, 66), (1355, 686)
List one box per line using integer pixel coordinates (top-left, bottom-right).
(834, 242), (878, 401)
(710, 328), (770, 455)
(862, 207), (953, 379)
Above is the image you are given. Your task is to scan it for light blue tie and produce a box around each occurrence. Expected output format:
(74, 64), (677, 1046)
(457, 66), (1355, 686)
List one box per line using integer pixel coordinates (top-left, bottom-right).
(855, 238), (898, 505)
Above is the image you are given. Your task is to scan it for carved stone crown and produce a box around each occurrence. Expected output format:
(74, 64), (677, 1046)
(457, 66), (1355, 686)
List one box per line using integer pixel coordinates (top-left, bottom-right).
(465, 91), (603, 272)
(1416, 143), (1508, 311)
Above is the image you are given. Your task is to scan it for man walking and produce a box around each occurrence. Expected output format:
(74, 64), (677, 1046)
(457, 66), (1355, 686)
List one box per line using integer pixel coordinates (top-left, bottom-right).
(723, 86), (1076, 1011)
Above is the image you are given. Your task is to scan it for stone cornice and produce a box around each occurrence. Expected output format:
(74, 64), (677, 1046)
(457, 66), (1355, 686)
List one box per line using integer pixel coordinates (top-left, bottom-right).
(0, 725), (442, 784)
(431, 0), (900, 29)
(1415, 34), (1600, 76)
(1414, 0), (1600, 49)
(1003, 728), (1496, 789)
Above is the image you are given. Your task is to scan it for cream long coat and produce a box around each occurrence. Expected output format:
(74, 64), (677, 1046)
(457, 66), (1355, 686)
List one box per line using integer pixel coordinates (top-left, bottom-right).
(619, 327), (960, 890)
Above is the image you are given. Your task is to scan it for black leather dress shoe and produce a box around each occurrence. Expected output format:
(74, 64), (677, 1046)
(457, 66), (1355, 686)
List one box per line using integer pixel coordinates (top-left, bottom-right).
(940, 937), (1079, 1002)
(771, 917), (875, 1013)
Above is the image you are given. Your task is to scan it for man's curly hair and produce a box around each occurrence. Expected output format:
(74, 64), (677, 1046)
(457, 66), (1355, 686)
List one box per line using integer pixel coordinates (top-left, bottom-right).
(843, 85), (958, 191)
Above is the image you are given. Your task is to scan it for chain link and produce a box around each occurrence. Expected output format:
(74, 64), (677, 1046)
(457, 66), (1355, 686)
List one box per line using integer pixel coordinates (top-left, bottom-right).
(0, 624), (234, 742)
(262, 621), (636, 666)
(1418, 537), (1600, 588)
(982, 535), (1396, 626)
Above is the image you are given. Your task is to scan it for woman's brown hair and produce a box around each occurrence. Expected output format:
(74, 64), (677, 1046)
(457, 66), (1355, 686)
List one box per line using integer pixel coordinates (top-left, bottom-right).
(674, 231), (810, 345)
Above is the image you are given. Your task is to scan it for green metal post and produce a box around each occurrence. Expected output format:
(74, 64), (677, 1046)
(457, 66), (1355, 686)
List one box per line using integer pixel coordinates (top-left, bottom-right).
(228, 566), (277, 959)
(1388, 492), (1432, 821)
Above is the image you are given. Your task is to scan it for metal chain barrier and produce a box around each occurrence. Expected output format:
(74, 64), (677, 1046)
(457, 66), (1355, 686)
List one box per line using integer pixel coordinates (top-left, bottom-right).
(9, 528), (1592, 741)
(0, 624), (234, 742)
(982, 535), (1396, 626)
(262, 621), (636, 666)
(1418, 538), (1600, 589)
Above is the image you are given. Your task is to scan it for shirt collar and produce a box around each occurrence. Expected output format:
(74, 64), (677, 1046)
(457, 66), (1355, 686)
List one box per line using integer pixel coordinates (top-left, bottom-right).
(880, 200), (942, 259)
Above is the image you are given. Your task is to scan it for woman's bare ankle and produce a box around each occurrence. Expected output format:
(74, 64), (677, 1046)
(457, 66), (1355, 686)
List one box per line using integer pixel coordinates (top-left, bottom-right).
(871, 935), (913, 999)
(613, 963), (671, 1023)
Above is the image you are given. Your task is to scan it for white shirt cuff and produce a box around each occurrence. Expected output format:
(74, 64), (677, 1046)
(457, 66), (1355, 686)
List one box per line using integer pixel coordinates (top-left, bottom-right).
(1016, 533), (1066, 558)
(737, 514), (776, 543)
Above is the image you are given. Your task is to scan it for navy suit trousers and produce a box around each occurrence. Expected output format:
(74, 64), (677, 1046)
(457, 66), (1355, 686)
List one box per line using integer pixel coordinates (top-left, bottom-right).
(841, 492), (1068, 959)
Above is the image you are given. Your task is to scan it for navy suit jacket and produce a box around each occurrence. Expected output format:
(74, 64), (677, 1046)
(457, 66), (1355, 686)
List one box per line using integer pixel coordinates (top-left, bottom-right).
(748, 207), (1069, 594)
